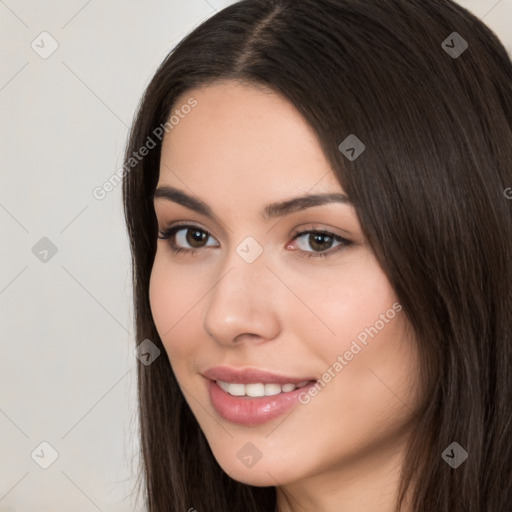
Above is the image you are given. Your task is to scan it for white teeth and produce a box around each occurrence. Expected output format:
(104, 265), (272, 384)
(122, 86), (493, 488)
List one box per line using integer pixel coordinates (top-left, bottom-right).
(217, 380), (230, 393)
(245, 383), (265, 397)
(264, 383), (282, 396)
(228, 383), (245, 396)
(217, 380), (310, 397)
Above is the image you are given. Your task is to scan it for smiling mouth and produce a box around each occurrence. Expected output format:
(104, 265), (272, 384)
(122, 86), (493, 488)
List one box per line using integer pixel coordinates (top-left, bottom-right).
(206, 375), (318, 425)
(216, 380), (313, 397)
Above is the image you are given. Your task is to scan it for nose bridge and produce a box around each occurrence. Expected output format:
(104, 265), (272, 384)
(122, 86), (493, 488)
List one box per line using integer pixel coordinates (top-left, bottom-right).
(202, 239), (280, 345)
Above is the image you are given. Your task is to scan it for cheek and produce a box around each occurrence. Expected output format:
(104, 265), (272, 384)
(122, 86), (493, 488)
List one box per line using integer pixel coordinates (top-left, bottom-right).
(285, 254), (417, 411)
(148, 254), (202, 360)
(285, 253), (399, 354)
(148, 257), (173, 335)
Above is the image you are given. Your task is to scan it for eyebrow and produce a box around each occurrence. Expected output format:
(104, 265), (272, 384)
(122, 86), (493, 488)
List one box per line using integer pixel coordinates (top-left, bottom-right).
(153, 185), (351, 220)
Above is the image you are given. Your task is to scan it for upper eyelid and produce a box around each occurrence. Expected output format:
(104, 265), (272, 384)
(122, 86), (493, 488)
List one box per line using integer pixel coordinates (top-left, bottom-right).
(159, 224), (349, 246)
(160, 227), (350, 262)
(291, 227), (348, 239)
(159, 222), (342, 235)
(288, 230), (350, 251)
(158, 224), (220, 249)
(158, 223), (217, 240)
(154, 203), (231, 237)
(158, 221), (214, 236)
(153, 199), (357, 241)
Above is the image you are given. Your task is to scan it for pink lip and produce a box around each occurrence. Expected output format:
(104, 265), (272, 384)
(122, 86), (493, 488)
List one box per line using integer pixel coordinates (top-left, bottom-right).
(202, 366), (316, 384)
(203, 366), (317, 426)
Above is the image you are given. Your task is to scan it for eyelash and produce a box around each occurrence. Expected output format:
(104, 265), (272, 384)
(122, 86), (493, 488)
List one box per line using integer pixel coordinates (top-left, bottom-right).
(157, 224), (352, 259)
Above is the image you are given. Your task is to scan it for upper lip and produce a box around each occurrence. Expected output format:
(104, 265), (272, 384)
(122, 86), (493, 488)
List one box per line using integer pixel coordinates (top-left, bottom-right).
(202, 366), (316, 384)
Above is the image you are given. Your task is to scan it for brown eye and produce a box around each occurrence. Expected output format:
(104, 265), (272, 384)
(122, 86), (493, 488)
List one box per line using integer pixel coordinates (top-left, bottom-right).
(290, 229), (352, 259)
(308, 232), (334, 251)
(158, 225), (219, 252)
(185, 228), (209, 247)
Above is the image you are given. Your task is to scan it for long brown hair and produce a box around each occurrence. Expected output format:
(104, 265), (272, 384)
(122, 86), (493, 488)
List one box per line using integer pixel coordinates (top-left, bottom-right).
(122, 1), (512, 510)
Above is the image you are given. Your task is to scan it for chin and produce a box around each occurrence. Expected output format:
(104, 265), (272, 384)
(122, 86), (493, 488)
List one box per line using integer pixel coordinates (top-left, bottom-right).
(208, 444), (301, 487)
(223, 463), (288, 487)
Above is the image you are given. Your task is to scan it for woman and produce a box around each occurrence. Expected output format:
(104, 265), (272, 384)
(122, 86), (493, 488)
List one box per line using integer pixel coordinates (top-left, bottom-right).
(122, 0), (512, 510)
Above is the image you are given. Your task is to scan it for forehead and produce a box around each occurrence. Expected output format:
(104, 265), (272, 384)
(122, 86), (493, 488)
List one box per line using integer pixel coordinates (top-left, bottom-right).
(158, 80), (343, 200)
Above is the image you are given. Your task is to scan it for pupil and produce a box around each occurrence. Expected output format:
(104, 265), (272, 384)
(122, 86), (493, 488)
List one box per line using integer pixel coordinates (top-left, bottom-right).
(186, 229), (207, 247)
(310, 233), (332, 251)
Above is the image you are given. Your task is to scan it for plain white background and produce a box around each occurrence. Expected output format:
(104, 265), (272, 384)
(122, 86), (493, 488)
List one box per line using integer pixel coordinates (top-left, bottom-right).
(0, 1), (510, 510)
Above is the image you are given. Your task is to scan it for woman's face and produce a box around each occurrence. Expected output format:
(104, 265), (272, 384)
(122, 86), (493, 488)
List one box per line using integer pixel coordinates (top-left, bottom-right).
(149, 80), (421, 490)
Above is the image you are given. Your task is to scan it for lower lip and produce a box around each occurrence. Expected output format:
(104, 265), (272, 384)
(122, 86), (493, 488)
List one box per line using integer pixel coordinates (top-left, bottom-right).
(206, 379), (316, 426)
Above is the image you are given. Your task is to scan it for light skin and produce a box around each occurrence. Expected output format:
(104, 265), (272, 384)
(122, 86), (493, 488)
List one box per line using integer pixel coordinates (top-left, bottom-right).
(149, 80), (421, 512)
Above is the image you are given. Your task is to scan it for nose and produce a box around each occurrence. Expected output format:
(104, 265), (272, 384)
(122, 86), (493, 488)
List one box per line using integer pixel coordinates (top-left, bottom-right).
(203, 251), (281, 347)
